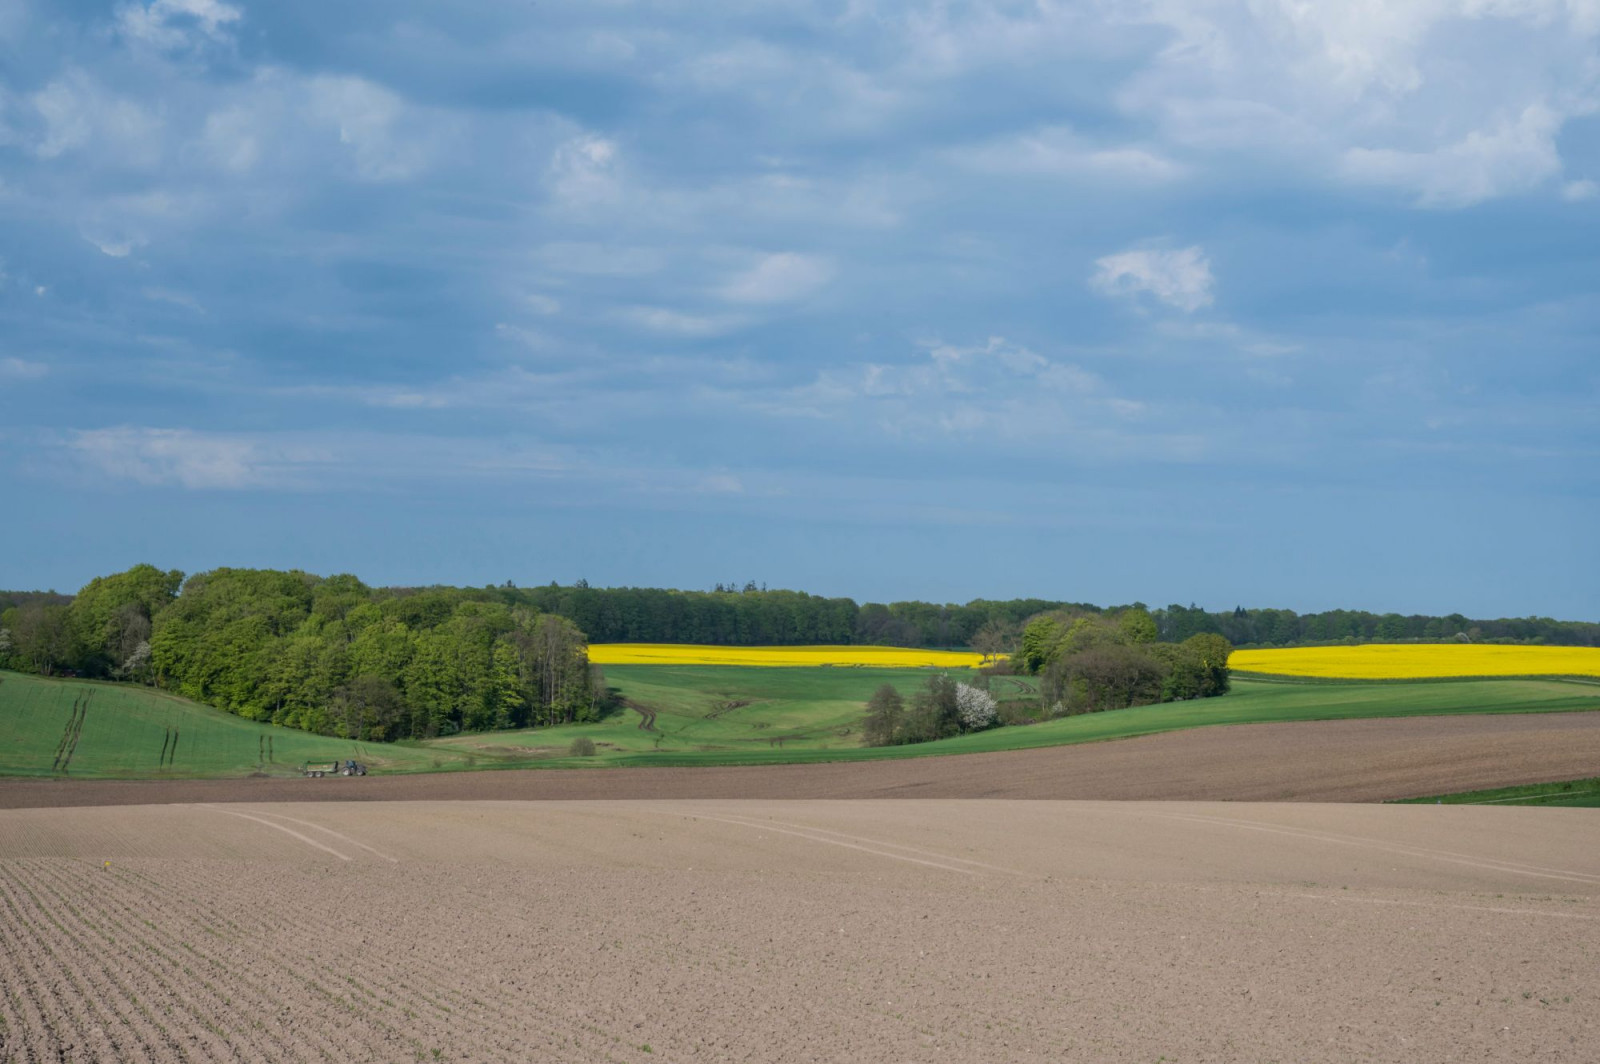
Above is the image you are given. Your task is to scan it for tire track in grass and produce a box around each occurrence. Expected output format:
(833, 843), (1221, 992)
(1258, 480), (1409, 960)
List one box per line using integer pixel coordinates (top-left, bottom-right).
(19, 859), (285, 1064)
(0, 860), (150, 1062)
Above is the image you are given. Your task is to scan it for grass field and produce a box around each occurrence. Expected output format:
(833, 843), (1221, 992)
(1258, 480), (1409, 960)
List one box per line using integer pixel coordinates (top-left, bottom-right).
(1230, 643), (1600, 679)
(0, 672), (477, 779)
(3, 666), (1597, 778)
(1395, 777), (1600, 807)
(435, 667), (1599, 768)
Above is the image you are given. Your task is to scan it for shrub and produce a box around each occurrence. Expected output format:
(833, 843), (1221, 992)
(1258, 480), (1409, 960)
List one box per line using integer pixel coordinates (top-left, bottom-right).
(955, 682), (998, 730)
(568, 736), (597, 757)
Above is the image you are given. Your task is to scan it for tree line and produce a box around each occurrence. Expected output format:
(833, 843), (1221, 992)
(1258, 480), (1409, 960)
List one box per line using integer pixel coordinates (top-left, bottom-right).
(7, 578), (1591, 662)
(488, 586), (1600, 650)
(1157, 604), (1599, 648)
(0, 566), (597, 741)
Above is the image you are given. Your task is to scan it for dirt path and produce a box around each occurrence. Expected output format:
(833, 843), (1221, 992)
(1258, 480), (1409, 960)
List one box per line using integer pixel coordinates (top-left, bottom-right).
(4, 711), (1598, 809)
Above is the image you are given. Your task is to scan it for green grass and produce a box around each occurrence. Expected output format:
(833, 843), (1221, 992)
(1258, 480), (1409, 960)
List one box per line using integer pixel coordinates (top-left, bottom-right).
(429, 665), (989, 763)
(441, 668), (1600, 768)
(0, 672), (477, 779)
(2, 667), (1597, 779)
(1394, 778), (1600, 808)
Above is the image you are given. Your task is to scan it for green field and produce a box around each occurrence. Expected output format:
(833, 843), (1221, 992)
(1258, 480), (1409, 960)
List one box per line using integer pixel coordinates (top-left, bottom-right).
(0, 672), (478, 778)
(2, 667), (1597, 778)
(1395, 777), (1600, 808)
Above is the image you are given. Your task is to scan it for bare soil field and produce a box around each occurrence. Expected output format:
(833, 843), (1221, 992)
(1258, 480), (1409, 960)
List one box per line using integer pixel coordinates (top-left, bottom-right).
(0, 799), (1596, 1063)
(3, 711), (1599, 809)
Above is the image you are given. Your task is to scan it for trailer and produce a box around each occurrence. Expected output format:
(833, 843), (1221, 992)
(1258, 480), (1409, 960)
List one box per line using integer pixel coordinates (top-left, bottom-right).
(303, 759), (367, 778)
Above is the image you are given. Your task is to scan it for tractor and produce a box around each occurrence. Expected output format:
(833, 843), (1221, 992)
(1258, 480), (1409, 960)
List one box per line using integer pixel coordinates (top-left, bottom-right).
(303, 759), (367, 777)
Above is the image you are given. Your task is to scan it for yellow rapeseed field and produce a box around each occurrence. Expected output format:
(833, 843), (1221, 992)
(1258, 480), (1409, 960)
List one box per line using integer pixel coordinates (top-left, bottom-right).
(1229, 644), (1600, 680)
(588, 643), (989, 668)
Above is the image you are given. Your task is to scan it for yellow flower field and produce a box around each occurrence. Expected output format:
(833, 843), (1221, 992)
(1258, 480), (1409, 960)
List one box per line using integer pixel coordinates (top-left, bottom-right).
(588, 643), (988, 668)
(1229, 644), (1600, 680)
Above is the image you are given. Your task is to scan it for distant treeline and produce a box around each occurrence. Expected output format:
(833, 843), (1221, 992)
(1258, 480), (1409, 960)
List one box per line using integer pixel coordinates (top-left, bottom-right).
(1157, 604), (1600, 648)
(470, 586), (1597, 649)
(0, 567), (596, 741)
(506, 583), (1095, 648)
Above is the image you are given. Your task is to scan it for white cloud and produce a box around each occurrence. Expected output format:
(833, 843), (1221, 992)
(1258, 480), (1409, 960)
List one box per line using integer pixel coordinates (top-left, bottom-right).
(81, 231), (142, 257)
(1116, 1), (1600, 206)
(535, 242), (664, 276)
(69, 427), (285, 489)
(308, 75), (429, 181)
(697, 473), (744, 495)
(549, 134), (621, 208)
(29, 70), (161, 164)
(719, 252), (833, 304)
(1562, 179), (1599, 202)
(200, 105), (261, 172)
(1091, 246), (1215, 312)
(523, 293), (561, 315)
(77, 191), (176, 257)
(116, 0), (241, 50)
(737, 335), (1122, 445)
(621, 306), (746, 337)
(143, 287), (204, 312)
(0, 357), (48, 380)
(961, 126), (1185, 183)
(1342, 105), (1563, 207)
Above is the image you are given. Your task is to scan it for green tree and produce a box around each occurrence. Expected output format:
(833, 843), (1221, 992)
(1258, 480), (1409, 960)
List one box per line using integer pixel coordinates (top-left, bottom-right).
(1116, 607), (1158, 644)
(861, 683), (904, 747)
(1018, 616), (1064, 674)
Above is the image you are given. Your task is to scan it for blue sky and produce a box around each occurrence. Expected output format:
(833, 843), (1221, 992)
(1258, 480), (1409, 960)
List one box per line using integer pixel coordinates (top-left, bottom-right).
(1, 0), (1596, 618)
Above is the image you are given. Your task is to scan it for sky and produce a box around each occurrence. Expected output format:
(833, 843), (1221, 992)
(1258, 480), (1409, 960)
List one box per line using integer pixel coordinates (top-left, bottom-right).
(0, 0), (1596, 619)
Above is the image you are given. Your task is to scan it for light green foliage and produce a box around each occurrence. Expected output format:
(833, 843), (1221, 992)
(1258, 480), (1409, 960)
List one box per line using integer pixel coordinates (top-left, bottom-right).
(1018, 616), (1064, 674)
(1116, 607), (1158, 644)
(142, 568), (592, 740)
(69, 563), (182, 676)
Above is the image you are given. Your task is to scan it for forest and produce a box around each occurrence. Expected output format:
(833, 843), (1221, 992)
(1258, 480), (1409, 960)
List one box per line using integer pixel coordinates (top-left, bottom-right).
(0, 566), (595, 740)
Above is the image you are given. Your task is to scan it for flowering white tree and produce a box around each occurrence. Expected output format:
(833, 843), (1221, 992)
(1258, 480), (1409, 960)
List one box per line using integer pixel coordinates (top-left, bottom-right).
(955, 682), (998, 731)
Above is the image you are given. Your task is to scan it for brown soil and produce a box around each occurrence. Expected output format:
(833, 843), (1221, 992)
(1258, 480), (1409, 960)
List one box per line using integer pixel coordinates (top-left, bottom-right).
(4, 711), (1599, 810)
(1, 798), (1597, 1062)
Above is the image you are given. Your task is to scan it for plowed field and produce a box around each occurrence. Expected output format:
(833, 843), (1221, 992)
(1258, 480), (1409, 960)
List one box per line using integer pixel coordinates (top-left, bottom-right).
(1, 799), (1597, 1063)
(4, 711), (1599, 809)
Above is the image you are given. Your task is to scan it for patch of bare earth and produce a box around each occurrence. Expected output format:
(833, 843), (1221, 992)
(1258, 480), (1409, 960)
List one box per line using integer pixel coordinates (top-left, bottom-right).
(3, 712), (1599, 809)
(0, 800), (1597, 1063)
